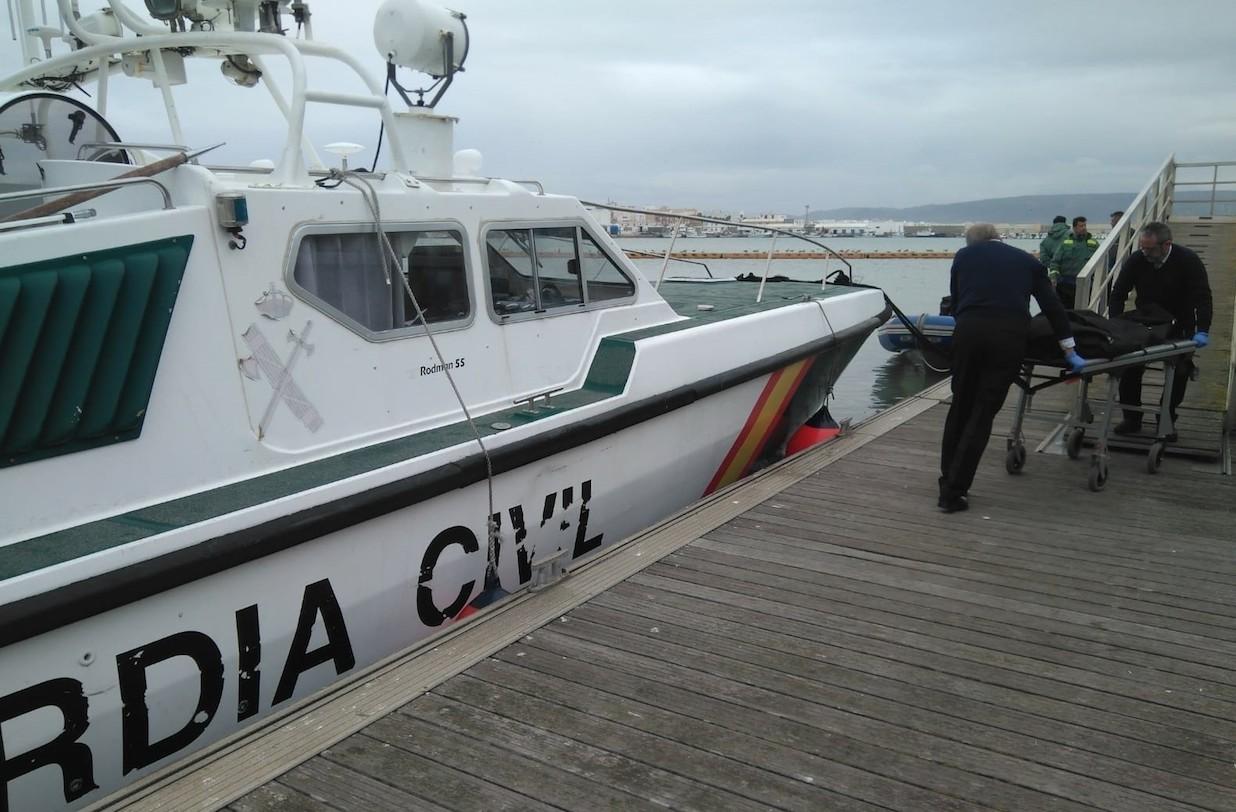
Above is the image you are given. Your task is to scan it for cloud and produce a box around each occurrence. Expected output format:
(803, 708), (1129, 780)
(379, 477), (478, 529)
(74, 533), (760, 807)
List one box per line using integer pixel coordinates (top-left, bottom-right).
(3, 0), (1236, 210)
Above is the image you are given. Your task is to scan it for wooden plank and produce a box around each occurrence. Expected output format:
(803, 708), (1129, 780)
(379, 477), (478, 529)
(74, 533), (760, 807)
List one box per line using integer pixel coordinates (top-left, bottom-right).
(402, 686), (807, 812)
(467, 648), (1012, 812)
(317, 729), (562, 812)
(734, 502), (1236, 609)
(760, 483), (1236, 577)
(584, 581), (1236, 791)
(1173, 220), (1235, 412)
(357, 712), (650, 810)
(615, 569), (1236, 744)
(702, 523), (1236, 652)
(477, 637), (1231, 805)
(516, 626), (1191, 812)
(261, 758), (450, 812)
(811, 455), (1236, 531)
(720, 509), (1236, 625)
(663, 545), (1236, 689)
(745, 497), (1236, 594)
(225, 782), (337, 812)
(784, 467), (1234, 538)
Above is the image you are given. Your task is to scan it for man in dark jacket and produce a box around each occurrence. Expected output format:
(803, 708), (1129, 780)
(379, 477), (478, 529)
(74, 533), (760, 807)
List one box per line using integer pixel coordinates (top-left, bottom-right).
(1106, 210), (1125, 272)
(1039, 215), (1068, 269)
(939, 224), (1085, 513)
(1109, 221), (1212, 438)
(1047, 216), (1101, 308)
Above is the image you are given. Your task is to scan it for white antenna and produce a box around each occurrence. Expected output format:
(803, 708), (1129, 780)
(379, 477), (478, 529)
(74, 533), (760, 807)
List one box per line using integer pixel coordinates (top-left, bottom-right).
(324, 142), (364, 171)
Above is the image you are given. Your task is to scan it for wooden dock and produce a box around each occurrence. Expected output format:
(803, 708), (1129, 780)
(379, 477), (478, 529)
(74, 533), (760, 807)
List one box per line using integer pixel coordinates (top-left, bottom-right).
(110, 368), (1236, 812)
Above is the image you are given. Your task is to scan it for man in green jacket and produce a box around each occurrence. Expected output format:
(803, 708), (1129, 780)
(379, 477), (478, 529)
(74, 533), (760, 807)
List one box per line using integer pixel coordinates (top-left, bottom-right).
(1047, 216), (1100, 308)
(1039, 215), (1068, 270)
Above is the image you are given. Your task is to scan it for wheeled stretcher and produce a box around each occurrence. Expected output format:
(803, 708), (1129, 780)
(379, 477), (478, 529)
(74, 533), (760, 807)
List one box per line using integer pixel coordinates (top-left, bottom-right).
(1004, 340), (1198, 491)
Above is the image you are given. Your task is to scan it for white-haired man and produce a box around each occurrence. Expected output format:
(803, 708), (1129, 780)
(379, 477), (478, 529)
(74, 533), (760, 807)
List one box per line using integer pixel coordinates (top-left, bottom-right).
(939, 224), (1085, 512)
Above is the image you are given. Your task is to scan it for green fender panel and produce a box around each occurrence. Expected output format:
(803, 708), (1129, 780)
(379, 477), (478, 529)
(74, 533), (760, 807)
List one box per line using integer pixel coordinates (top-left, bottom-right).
(0, 236), (193, 467)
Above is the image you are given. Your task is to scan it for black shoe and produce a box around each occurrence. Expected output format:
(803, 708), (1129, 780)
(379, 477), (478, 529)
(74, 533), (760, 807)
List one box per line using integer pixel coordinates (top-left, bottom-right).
(1163, 432), (1177, 443)
(1113, 420), (1142, 435)
(937, 495), (969, 514)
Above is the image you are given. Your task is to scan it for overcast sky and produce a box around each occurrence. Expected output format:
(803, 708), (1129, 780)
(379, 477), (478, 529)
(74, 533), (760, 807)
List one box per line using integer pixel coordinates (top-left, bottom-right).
(4, 1), (1236, 211)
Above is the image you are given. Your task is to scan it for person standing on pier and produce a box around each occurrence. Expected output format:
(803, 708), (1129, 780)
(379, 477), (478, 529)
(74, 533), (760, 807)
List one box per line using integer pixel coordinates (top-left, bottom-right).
(1039, 215), (1068, 270)
(1106, 210), (1126, 272)
(1047, 216), (1101, 308)
(939, 224), (1085, 513)
(1109, 221), (1212, 440)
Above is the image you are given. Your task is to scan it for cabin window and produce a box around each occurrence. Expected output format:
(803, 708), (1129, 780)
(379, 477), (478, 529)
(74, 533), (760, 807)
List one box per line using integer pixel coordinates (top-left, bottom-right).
(486, 225), (634, 318)
(290, 227), (471, 337)
(579, 230), (636, 303)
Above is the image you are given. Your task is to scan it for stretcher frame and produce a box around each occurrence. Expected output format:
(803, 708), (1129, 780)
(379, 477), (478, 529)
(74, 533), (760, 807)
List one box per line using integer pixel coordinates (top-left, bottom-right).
(1004, 340), (1198, 491)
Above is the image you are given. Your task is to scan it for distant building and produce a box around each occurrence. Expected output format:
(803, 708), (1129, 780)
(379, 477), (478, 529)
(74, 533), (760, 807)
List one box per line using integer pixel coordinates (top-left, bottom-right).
(815, 219), (903, 237)
(904, 223), (965, 237)
(740, 213), (794, 228)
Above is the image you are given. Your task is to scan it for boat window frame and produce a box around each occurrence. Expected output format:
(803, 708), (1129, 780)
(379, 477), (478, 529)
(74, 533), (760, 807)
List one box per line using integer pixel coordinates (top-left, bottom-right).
(284, 219), (476, 342)
(481, 219), (637, 324)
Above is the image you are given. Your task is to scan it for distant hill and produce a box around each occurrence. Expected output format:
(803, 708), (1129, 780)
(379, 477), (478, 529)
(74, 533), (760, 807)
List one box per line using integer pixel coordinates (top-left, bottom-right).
(811, 193), (1136, 224)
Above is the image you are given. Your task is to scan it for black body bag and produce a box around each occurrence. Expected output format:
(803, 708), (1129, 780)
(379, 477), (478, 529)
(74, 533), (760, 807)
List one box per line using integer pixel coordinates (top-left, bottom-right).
(1027, 309), (1152, 361)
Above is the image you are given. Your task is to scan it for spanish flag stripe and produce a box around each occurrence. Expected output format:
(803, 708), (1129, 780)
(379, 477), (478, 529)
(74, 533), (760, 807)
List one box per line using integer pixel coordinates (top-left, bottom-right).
(704, 358), (814, 494)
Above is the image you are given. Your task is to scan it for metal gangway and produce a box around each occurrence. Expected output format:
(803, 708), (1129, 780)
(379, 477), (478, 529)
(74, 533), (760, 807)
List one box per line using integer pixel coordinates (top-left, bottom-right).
(1071, 156), (1236, 471)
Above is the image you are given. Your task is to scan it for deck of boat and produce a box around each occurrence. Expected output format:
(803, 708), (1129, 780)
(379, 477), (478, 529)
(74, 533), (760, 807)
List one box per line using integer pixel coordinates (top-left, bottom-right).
(106, 359), (1236, 812)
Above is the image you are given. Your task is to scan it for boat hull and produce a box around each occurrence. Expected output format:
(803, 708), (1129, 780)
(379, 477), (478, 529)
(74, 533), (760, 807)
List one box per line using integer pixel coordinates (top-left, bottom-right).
(0, 334), (869, 811)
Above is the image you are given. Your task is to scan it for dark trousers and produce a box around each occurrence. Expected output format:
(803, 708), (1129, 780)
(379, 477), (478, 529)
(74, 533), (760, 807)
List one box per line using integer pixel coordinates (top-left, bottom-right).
(1055, 280), (1076, 309)
(1119, 357), (1193, 424)
(940, 314), (1028, 499)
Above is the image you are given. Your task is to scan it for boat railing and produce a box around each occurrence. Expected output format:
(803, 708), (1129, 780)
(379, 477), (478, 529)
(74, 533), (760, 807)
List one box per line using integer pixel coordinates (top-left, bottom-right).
(3, 19), (412, 188)
(75, 141), (192, 161)
(581, 201), (852, 303)
(1075, 153), (1174, 313)
(0, 176), (174, 225)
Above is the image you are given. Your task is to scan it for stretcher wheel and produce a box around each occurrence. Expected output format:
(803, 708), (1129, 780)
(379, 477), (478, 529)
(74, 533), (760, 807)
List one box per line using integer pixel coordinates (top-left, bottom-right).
(1147, 442), (1165, 474)
(1066, 429), (1084, 460)
(1088, 457), (1108, 492)
(1005, 444), (1026, 474)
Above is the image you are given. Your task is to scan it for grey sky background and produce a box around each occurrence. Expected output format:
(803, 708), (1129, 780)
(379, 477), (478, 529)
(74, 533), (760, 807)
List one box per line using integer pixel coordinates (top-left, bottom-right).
(4, 0), (1236, 211)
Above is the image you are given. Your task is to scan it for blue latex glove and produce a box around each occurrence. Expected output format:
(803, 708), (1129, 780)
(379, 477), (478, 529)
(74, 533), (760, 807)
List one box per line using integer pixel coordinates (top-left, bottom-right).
(1194, 331), (1209, 348)
(1065, 351), (1088, 374)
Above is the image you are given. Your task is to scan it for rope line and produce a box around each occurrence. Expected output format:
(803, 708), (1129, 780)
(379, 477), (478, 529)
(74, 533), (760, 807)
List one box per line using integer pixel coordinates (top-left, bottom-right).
(332, 169), (500, 574)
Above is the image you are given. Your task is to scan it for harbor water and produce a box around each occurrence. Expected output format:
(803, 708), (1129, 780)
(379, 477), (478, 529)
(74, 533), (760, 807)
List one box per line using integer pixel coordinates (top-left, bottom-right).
(625, 236), (1045, 424)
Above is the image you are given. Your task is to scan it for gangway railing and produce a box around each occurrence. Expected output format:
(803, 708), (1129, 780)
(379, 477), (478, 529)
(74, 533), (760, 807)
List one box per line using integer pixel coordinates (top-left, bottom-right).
(581, 201), (852, 302)
(1171, 161), (1236, 219)
(1075, 154), (1174, 314)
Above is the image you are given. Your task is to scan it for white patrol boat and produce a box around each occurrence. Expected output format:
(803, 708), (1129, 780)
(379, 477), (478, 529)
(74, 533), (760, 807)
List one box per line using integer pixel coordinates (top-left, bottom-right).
(0, 2), (888, 809)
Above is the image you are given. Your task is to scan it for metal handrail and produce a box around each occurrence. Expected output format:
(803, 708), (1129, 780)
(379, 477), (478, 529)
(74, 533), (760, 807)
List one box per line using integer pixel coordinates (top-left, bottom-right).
(1171, 161), (1236, 219)
(3, 30), (412, 187)
(1076, 153), (1174, 312)
(582, 201), (852, 271)
(0, 177), (174, 211)
(75, 141), (189, 160)
(581, 201), (853, 302)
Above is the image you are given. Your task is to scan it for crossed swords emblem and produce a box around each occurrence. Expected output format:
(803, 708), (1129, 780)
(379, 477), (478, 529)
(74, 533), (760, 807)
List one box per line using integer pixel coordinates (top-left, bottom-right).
(240, 320), (324, 438)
